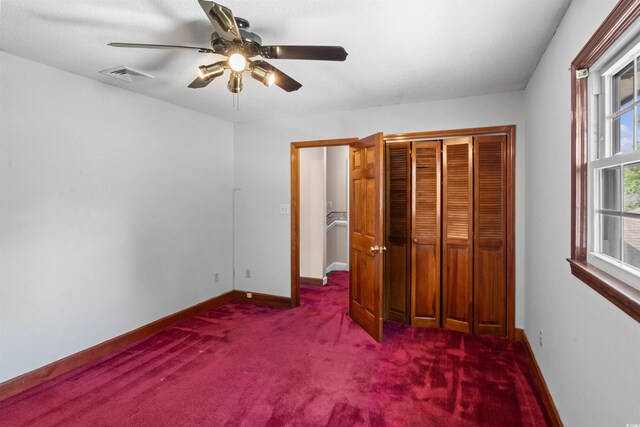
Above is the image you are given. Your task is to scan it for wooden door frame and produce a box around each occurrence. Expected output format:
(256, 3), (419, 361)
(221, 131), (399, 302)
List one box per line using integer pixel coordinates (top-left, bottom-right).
(290, 138), (359, 307)
(385, 125), (516, 340)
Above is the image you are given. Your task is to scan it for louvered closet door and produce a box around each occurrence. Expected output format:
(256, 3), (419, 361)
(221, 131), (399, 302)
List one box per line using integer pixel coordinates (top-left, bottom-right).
(474, 135), (507, 336)
(411, 141), (441, 327)
(442, 137), (473, 333)
(384, 142), (411, 324)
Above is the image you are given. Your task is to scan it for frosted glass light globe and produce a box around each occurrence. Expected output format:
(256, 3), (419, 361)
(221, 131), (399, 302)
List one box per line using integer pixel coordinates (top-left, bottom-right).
(228, 53), (247, 72)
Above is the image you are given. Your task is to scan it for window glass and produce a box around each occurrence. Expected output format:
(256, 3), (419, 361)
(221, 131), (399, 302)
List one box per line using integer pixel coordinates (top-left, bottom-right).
(601, 167), (621, 210)
(636, 58), (640, 100)
(614, 62), (634, 110)
(613, 109), (634, 153)
(623, 217), (640, 268)
(637, 106), (640, 150)
(600, 214), (622, 259)
(624, 163), (640, 211)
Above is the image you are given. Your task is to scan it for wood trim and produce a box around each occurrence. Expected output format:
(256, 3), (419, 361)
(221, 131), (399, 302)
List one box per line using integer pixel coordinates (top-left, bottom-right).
(231, 290), (293, 307)
(570, 73), (589, 261)
(291, 142), (300, 307)
(0, 291), (237, 402)
(291, 138), (359, 150)
(572, 0), (640, 69)
(569, 0), (640, 323)
(291, 138), (358, 308)
(506, 126), (516, 340)
(384, 125), (514, 143)
(515, 328), (563, 427)
(567, 259), (640, 322)
(300, 276), (324, 287)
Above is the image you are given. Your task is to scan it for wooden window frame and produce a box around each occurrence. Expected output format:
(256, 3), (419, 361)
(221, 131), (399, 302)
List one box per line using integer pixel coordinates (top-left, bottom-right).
(569, 0), (640, 323)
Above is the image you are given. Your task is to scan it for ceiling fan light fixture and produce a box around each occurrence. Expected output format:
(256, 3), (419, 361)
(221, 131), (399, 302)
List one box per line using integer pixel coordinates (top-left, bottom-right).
(227, 72), (243, 93)
(228, 53), (247, 72)
(111, 1), (348, 98)
(250, 66), (276, 87)
(198, 62), (225, 81)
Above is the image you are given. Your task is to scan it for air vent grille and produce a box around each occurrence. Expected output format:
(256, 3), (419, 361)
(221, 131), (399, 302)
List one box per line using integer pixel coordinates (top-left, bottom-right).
(99, 66), (155, 82)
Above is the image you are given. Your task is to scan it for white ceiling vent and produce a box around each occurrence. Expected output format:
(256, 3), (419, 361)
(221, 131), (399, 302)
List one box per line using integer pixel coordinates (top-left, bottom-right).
(99, 66), (154, 83)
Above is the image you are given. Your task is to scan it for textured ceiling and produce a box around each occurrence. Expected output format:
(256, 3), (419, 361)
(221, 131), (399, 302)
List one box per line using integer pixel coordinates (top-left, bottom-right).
(0, 0), (570, 123)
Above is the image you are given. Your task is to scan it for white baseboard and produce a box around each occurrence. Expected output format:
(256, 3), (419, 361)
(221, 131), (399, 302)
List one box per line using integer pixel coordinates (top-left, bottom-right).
(325, 262), (349, 275)
(323, 276), (328, 286)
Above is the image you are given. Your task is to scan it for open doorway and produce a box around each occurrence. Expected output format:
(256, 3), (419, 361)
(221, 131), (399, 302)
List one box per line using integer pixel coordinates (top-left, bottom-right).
(290, 138), (357, 308)
(291, 135), (385, 343)
(298, 146), (350, 283)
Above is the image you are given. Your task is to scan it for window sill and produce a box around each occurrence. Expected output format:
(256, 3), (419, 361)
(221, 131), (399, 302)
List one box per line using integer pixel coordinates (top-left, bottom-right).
(567, 258), (640, 323)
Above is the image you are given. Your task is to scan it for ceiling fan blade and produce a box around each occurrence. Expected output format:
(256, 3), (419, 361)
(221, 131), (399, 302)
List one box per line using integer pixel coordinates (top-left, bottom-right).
(260, 46), (348, 61)
(188, 76), (212, 89)
(109, 43), (214, 54)
(198, 0), (241, 42)
(251, 60), (302, 92)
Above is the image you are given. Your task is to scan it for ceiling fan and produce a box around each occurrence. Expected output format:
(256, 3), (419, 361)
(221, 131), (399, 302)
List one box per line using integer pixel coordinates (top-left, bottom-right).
(109, 0), (348, 94)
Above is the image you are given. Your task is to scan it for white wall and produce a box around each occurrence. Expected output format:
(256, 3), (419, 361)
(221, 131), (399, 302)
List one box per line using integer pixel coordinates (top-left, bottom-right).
(299, 147), (326, 279)
(326, 146), (349, 213)
(0, 52), (234, 382)
(524, 0), (640, 425)
(325, 146), (349, 270)
(233, 90), (527, 326)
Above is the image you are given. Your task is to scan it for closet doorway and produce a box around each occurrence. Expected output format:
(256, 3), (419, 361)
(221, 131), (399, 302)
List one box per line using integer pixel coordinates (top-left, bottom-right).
(292, 135), (386, 342)
(384, 126), (516, 339)
(291, 138), (358, 307)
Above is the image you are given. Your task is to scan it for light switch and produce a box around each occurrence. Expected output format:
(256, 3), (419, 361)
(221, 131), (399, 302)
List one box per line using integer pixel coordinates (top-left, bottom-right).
(280, 204), (290, 215)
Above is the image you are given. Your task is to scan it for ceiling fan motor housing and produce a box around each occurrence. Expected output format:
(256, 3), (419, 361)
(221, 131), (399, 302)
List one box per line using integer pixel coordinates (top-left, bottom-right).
(210, 17), (262, 57)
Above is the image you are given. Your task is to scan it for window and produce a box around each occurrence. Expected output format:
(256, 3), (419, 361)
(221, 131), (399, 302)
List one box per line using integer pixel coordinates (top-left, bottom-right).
(570, 0), (640, 324)
(590, 43), (640, 286)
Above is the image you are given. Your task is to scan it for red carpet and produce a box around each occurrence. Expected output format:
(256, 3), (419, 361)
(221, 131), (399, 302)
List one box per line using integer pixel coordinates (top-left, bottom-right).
(0, 271), (549, 426)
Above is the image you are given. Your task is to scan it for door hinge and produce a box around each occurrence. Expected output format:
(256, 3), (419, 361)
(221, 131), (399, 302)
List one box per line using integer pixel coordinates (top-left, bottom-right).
(576, 69), (589, 79)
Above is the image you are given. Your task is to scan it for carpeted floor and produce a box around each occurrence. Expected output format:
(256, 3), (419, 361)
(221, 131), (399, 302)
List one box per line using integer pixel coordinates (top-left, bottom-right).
(0, 271), (550, 426)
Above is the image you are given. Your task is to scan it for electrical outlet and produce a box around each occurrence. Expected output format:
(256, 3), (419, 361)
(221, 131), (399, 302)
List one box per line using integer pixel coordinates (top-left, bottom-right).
(247, 292), (253, 299)
(539, 330), (543, 347)
(246, 269), (251, 279)
(280, 204), (290, 215)
(214, 273), (219, 283)
(326, 200), (333, 209)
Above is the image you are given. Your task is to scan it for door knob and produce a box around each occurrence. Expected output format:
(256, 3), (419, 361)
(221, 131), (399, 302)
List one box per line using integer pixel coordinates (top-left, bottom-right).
(370, 245), (387, 253)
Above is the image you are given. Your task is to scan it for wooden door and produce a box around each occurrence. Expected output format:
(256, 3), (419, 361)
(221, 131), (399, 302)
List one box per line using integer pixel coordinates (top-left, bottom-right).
(411, 141), (442, 327)
(474, 135), (507, 335)
(384, 142), (411, 324)
(349, 133), (385, 342)
(442, 137), (473, 333)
